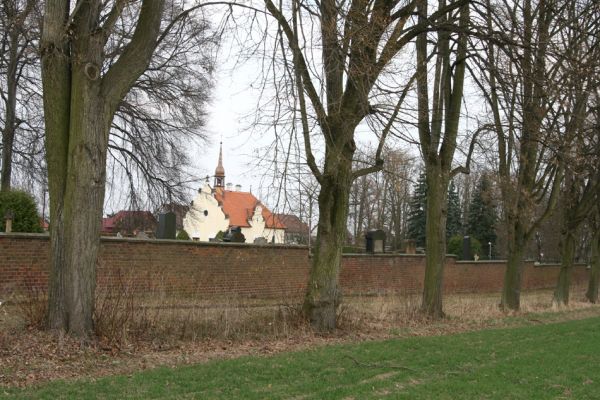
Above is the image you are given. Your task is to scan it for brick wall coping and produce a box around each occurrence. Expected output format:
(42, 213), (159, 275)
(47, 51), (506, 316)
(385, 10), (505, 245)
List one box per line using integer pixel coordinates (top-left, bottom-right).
(0, 232), (49, 240)
(533, 262), (588, 268)
(341, 253), (427, 258)
(0, 234), (589, 267)
(455, 260), (508, 264)
(0, 232), (309, 251)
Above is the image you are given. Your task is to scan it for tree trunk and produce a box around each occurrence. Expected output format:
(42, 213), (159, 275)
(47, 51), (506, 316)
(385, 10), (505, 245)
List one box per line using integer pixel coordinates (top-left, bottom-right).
(553, 230), (576, 307)
(0, 28), (19, 192)
(500, 218), (527, 311)
(46, 41), (109, 336)
(42, 0), (165, 337)
(304, 141), (354, 331)
(421, 165), (449, 318)
(586, 229), (600, 303)
(0, 124), (15, 192)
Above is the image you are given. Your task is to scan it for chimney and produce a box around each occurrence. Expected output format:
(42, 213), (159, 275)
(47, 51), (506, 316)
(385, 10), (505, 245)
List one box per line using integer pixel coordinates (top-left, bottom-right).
(235, 184), (242, 192)
(226, 183), (233, 191)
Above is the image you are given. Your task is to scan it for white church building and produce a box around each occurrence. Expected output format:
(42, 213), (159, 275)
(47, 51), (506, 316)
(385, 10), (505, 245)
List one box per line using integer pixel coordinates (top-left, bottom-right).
(183, 144), (286, 243)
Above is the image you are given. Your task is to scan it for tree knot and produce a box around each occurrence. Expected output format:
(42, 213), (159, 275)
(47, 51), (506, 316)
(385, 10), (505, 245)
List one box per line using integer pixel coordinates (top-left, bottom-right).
(84, 63), (100, 81)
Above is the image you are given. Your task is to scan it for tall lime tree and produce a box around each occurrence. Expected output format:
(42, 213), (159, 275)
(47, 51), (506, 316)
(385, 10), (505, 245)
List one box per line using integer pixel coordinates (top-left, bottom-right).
(474, 0), (600, 310)
(416, 0), (471, 318)
(41, 0), (166, 337)
(263, 0), (470, 330)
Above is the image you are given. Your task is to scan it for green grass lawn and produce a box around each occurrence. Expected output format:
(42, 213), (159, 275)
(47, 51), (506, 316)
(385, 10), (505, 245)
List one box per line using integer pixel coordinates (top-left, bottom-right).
(4, 316), (600, 399)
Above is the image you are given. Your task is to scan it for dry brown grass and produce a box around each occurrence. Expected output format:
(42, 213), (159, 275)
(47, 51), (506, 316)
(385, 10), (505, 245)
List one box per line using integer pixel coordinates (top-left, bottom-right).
(3, 286), (600, 388)
(338, 287), (599, 335)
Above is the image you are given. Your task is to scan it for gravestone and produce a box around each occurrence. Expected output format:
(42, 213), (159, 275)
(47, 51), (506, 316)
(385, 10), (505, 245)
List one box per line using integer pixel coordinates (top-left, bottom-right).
(462, 235), (472, 260)
(403, 239), (416, 254)
(365, 230), (385, 253)
(157, 212), (176, 239)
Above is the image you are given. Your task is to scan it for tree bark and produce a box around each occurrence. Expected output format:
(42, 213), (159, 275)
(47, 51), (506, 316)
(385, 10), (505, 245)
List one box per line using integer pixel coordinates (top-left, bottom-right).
(552, 230), (576, 307)
(586, 229), (600, 303)
(0, 23), (19, 192)
(416, 0), (469, 319)
(421, 165), (449, 318)
(42, 0), (165, 337)
(304, 135), (354, 331)
(500, 217), (527, 311)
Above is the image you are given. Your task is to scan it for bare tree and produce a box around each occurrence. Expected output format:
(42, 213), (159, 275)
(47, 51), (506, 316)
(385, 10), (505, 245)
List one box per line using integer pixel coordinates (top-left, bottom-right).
(42, 0), (168, 337)
(263, 0), (468, 330)
(416, 0), (471, 318)
(470, 0), (598, 310)
(3, 1), (214, 212)
(348, 147), (416, 249)
(106, 2), (215, 210)
(550, 5), (600, 306)
(0, 0), (43, 192)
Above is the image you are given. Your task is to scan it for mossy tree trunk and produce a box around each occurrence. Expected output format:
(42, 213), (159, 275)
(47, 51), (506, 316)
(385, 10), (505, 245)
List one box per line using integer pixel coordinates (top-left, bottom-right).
(303, 129), (355, 330)
(42, 0), (165, 337)
(586, 226), (600, 303)
(421, 164), (449, 318)
(553, 230), (576, 307)
(500, 209), (529, 311)
(0, 32), (17, 192)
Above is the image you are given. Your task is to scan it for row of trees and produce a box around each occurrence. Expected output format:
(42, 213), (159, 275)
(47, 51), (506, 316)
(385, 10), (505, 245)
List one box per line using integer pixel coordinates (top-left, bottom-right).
(265, 0), (600, 325)
(2, 0), (599, 337)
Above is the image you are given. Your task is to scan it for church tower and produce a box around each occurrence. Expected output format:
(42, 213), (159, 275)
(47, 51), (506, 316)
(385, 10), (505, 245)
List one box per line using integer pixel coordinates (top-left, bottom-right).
(214, 142), (225, 188)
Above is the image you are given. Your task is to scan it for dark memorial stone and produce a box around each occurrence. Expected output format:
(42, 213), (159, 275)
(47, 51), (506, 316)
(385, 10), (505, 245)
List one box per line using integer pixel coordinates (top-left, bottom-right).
(157, 212), (176, 239)
(365, 230), (386, 253)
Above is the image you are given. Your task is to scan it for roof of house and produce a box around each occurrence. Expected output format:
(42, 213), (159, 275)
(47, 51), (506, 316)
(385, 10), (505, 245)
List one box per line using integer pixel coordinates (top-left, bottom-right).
(274, 214), (309, 235)
(213, 189), (286, 229)
(102, 210), (156, 232)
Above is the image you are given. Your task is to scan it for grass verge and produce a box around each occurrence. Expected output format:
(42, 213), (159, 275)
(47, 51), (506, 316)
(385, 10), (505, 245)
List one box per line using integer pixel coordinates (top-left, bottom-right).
(4, 315), (600, 399)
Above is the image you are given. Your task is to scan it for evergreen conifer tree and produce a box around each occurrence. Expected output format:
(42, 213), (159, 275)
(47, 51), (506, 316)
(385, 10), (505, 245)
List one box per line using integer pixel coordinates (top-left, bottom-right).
(467, 174), (497, 259)
(407, 174), (465, 248)
(446, 180), (462, 239)
(407, 171), (427, 247)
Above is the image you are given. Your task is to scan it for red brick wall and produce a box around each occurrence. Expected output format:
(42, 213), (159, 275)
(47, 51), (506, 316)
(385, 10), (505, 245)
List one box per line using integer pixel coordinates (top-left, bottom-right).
(0, 233), (590, 300)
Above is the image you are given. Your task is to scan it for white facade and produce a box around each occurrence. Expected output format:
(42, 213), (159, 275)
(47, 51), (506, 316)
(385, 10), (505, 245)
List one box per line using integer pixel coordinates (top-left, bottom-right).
(183, 183), (286, 243)
(183, 183), (229, 241)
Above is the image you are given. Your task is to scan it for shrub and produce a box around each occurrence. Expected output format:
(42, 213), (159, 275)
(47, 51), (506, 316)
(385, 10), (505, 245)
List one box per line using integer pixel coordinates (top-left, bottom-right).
(214, 230), (225, 241)
(0, 190), (43, 233)
(176, 229), (190, 240)
(447, 234), (482, 260)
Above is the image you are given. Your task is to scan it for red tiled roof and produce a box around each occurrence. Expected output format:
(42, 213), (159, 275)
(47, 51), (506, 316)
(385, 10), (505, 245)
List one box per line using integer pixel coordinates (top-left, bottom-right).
(213, 189), (286, 229)
(101, 210), (156, 233)
(274, 214), (309, 235)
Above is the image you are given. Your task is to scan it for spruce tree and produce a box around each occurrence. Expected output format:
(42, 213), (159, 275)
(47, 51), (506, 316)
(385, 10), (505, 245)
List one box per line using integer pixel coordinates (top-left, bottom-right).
(467, 174), (497, 259)
(407, 174), (464, 248)
(407, 171), (427, 247)
(446, 180), (462, 239)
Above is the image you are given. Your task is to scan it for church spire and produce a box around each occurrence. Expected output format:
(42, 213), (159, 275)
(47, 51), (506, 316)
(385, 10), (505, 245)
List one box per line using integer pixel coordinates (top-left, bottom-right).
(214, 142), (225, 188)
